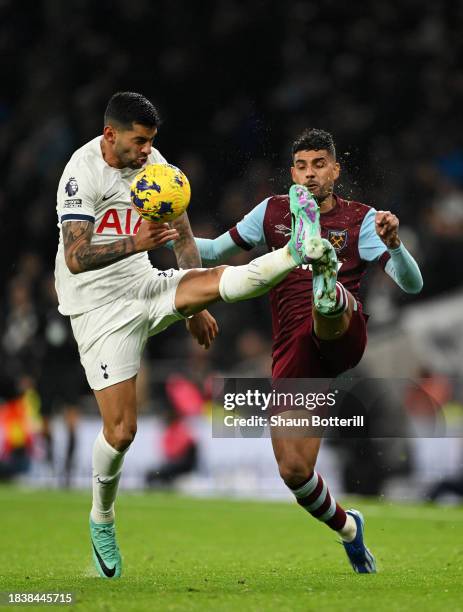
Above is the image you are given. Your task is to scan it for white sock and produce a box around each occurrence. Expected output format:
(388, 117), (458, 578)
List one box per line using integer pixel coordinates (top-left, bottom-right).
(219, 246), (297, 303)
(338, 514), (357, 542)
(91, 431), (127, 524)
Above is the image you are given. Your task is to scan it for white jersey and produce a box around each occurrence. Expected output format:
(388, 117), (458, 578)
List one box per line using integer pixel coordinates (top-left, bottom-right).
(55, 136), (167, 315)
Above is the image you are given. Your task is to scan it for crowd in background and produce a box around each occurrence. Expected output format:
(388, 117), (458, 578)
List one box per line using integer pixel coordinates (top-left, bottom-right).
(1, 0), (463, 486)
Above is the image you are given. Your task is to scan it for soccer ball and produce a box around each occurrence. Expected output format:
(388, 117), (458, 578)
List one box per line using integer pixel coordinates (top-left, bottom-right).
(130, 163), (191, 222)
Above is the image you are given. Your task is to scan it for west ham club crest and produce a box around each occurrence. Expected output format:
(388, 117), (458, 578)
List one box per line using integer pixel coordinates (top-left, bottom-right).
(328, 229), (348, 251)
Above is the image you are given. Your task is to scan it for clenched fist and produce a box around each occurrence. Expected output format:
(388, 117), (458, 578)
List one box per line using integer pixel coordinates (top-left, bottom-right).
(133, 220), (179, 252)
(375, 211), (401, 249)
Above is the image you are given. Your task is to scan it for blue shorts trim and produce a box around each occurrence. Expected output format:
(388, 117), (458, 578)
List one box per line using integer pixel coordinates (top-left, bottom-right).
(61, 214), (95, 223)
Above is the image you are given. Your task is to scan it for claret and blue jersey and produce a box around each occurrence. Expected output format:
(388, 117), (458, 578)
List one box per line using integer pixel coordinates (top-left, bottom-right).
(194, 192), (423, 355)
(230, 194), (388, 342)
(230, 194), (390, 297)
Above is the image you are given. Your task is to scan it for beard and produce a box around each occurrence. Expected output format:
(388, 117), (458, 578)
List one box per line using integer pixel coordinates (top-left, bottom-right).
(123, 155), (142, 170)
(310, 185), (333, 205)
(114, 144), (141, 169)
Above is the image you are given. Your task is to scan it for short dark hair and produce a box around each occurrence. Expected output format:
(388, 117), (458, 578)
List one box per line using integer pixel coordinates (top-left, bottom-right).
(292, 128), (336, 159)
(104, 92), (160, 130)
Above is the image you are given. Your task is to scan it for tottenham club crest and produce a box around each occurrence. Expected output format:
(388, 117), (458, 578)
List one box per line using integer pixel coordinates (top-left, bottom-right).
(65, 177), (79, 196)
(328, 229), (348, 251)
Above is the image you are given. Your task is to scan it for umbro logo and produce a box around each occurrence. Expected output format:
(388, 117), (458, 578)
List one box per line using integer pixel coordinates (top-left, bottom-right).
(275, 223), (291, 237)
(92, 542), (116, 578)
(101, 363), (109, 379)
(102, 192), (118, 202)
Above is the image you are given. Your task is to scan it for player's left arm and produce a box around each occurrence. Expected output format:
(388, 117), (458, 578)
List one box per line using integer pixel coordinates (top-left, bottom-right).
(165, 198), (269, 265)
(359, 209), (423, 294)
(169, 212), (219, 348)
(170, 212), (201, 269)
(375, 210), (423, 294)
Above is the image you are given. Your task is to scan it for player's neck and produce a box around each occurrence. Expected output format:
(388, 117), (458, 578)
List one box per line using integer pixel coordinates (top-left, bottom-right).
(318, 193), (336, 214)
(100, 137), (124, 169)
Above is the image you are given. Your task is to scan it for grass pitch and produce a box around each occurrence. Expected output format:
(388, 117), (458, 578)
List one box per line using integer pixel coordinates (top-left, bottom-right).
(0, 487), (462, 611)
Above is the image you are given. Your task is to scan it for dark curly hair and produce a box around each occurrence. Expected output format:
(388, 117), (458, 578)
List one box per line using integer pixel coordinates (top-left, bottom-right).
(292, 128), (336, 159)
(104, 92), (160, 130)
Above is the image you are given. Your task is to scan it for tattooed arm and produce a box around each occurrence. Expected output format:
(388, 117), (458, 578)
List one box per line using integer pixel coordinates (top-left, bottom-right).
(169, 212), (219, 348)
(63, 220), (179, 274)
(170, 213), (202, 269)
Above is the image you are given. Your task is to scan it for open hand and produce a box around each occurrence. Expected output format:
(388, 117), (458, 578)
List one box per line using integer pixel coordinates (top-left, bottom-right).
(186, 310), (219, 349)
(134, 221), (179, 252)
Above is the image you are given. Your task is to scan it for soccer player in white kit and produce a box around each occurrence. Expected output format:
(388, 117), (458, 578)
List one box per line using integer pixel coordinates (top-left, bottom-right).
(55, 91), (322, 578)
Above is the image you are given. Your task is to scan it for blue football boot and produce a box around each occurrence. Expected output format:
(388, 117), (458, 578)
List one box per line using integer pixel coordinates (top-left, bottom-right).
(342, 509), (377, 574)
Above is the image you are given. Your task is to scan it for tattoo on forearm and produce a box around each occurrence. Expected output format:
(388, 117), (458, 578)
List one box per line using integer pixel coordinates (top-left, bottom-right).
(62, 221), (136, 272)
(171, 213), (202, 269)
(174, 244), (202, 269)
(74, 236), (136, 270)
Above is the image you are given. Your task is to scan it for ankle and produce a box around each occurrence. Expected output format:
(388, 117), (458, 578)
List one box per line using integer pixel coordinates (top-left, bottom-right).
(338, 513), (357, 542)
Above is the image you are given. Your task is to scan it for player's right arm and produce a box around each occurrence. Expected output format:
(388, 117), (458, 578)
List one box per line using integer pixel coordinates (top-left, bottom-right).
(177, 198), (269, 266)
(63, 220), (179, 274)
(58, 162), (178, 274)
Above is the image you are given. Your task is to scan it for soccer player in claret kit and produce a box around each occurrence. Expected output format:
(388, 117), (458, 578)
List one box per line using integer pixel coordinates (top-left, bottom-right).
(190, 129), (423, 573)
(55, 93), (329, 578)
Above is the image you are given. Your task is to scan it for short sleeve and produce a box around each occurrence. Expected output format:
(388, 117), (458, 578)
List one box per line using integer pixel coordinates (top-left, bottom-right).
(229, 198), (269, 250)
(358, 207), (389, 266)
(57, 162), (98, 224)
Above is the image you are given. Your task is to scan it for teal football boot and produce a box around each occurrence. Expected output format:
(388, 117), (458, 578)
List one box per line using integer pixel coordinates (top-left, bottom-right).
(311, 238), (339, 314)
(288, 184), (325, 264)
(90, 517), (122, 578)
(288, 184), (339, 314)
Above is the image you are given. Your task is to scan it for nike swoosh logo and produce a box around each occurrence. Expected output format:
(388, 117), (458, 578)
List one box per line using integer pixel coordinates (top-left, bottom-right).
(96, 477), (111, 485)
(102, 192), (118, 201)
(92, 541), (116, 577)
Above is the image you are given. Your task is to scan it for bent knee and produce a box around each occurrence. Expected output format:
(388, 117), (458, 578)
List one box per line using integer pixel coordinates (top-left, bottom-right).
(176, 266), (227, 315)
(278, 456), (316, 488)
(104, 421), (137, 452)
(204, 266), (227, 295)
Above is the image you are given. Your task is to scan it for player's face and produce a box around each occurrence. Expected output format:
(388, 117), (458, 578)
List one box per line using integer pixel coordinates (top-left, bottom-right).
(112, 123), (158, 169)
(291, 150), (340, 203)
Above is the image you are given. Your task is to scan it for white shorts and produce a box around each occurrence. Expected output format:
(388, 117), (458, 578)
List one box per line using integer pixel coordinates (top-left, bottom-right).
(70, 268), (189, 390)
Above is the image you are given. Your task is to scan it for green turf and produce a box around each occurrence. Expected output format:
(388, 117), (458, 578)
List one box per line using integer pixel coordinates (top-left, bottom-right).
(0, 487), (462, 611)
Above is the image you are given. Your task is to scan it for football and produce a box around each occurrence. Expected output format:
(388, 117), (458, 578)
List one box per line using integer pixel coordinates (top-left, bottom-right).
(130, 163), (191, 222)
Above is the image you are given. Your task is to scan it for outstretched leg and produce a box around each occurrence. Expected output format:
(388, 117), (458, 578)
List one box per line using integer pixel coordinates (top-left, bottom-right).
(174, 246), (297, 316)
(174, 185), (321, 315)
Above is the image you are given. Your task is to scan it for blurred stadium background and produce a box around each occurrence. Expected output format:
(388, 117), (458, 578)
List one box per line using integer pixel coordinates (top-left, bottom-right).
(1, 0), (463, 503)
